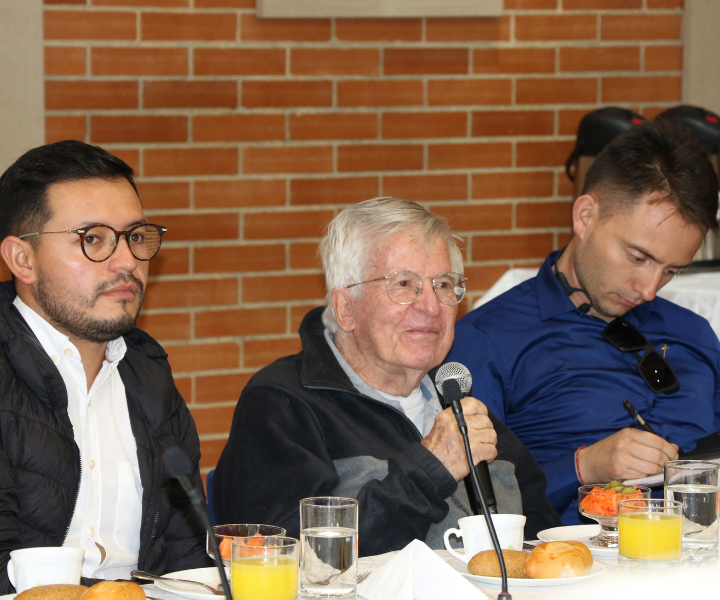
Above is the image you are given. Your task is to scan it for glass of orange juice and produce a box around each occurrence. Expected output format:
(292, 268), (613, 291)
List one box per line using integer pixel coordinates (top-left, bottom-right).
(618, 498), (683, 570)
(231, 536), (299, 600)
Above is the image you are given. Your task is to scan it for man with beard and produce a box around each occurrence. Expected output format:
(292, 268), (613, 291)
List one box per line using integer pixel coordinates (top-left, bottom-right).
(0, 140), (210, 593)
(446, 119), (720, 524)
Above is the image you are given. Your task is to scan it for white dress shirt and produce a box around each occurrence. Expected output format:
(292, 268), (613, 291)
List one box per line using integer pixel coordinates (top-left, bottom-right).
(13, 297), (143, 580)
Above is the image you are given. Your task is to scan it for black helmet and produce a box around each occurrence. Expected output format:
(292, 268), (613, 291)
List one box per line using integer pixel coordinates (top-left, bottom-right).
(655, 105), (720, 155)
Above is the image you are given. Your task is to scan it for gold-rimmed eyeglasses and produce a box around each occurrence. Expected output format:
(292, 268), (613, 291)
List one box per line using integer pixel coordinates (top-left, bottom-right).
(346, 270), (467, 306)
(18, 223), (167, 263)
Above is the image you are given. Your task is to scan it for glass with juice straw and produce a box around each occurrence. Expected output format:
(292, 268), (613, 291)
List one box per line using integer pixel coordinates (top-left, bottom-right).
(231, 536), (299, 600)
(618, 498), (683, 570)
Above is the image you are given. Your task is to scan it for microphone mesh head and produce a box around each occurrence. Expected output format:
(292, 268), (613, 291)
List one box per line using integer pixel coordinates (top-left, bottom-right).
(164, 446), (193, 479)
(434, 362), (472, 396)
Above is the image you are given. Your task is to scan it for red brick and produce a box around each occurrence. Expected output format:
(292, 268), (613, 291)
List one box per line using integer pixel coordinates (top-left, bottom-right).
(194, 48), (285, 76)
(560, 46), (639, 72)
(142, 12), (236, 41)
(168, 343), (239, 373)
(243, 273), (325, 303)
(191, 405), (237, 435)
(558, 175), (575, 197)
(147, 247), (189, 276)
(428, 143), (512, 170)
(45, 10), (136, 40)
(195, 244), (285, 273)
(383, 174), (467, 202)
(144, 278), (237, 309)
(196, 0), (254, 6)
(602, 15), (681, 41)
(200, 438), (230, 471)
(335, 18), (421, 41)
(45, 0), (85, 3)
(384, 48), (469, 75)
(290, 113), (377, 141)
(516, 78), (596, 104)
(428, 79), (511, 106)
(144, 148), (238, 177)
(557, 232), (574, 246)
(111, 150), (139, 173)
(240, 14), (330, 41)
(193, 115), (284, 142)
(463, 265), (510, 292)
(516, 15), (596, 41)
(195, 179), (286, 209)
(243, 146), (332, 174)
(45, 46), (85, 75)
(647, 0), (682, 6)
(175, 377), (191, 402)
(46, 81), (138, 109)
(45, 116), (86, 144)
(516, 201), (573, 228)
(290, 242), (321, 270)
(474, 48), (555, 74)
(136, 181), (190, 210)
(602, 76), (681, 103)
(291, 48), (379, 76)
(472, 172), (554, 199)
(645, 46), (682, 72)
(195, 373), (254, 404)
(564, 0), (640, 6)
(338, 144), (423, 172)
(431, 204), (512, 231)
(291, 305), (317, 331)
(338, 80), (423, 107)
(291, 177), (379, 205)
(243, 338), (302, 368)
(93, 0), (189, 4)
(504, 0), (557, 7)
(472, 111), (554, 137)
(244, 210), (333, 240)
(242, 81), (332, 108)
(92, 47), (188, 76)
(153, 213), (238, 241)
(135, 313), (190, 341)
(517, 140), (575, 167)
(383, 112), (467, 139)
(559, 109), (589, 135)
(91, 115), (188, 143)
(0, 263), (12, 282)
(144, 80), (236, 108)
(196, 307), (286, 338)
(472, 233), (554, 260)
(426, 17), (510, 42)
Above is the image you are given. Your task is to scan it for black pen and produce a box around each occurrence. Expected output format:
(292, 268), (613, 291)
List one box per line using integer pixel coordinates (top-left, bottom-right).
(623, 399), (658, 435)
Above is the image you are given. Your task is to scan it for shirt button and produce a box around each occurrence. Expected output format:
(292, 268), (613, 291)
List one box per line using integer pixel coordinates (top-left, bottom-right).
(63, 349), (73, 357)
(89, 460), (95, 469)
(50, 355), (58, 363)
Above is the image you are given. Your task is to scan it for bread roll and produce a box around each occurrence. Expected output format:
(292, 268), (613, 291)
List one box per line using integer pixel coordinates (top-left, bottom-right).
(79, 581), (145, 600)
(467, 549), (528, 579)
(523, 541), (593, 579)
(15, 584), (88, 600)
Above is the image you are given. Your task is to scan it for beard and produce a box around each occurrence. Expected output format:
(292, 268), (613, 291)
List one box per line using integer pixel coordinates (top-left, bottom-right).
(35, 271), (146, 344)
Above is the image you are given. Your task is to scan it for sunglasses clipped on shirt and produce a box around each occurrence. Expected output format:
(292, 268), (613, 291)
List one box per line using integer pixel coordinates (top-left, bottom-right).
(602, 318), (680, 395)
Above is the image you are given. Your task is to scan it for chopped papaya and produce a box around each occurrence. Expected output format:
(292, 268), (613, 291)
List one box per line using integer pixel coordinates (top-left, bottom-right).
(580, 482), (643, 517)
(219, 532), (267, 558)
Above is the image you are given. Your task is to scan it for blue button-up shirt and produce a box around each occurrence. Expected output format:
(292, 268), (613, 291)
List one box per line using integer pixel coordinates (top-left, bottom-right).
(446, 250), (720, 524)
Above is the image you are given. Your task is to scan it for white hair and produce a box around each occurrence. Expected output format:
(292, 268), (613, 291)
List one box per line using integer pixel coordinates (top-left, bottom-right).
(319, 197), (464, 333)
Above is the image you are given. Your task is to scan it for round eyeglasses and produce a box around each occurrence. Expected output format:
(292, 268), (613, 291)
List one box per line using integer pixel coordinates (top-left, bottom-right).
(19, 223), (167, 263)
(346, 270), (467, 306)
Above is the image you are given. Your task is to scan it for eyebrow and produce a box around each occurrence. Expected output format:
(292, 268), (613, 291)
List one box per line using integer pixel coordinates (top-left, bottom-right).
(627, 243), (692, 270)
(75, 219), (147, 230)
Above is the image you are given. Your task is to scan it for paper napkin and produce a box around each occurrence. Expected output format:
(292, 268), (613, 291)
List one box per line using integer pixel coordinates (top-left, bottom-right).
(357, 539), (489, 600)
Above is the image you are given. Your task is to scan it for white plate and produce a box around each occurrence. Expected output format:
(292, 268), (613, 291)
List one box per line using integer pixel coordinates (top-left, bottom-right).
(537, 524), (618, 557)
(153, 567), (225, 600)
(0, 595), (15, 599)
(454, 560), (607, 587)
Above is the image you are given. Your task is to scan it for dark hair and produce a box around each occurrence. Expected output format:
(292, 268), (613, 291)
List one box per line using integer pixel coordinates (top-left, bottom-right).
(581, 118), (719, 233)
(0, 140), (138, 242)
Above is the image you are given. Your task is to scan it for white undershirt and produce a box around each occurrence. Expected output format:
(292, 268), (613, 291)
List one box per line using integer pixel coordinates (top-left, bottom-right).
(13, 297), (143, 581)
(377, 387), (426, 434)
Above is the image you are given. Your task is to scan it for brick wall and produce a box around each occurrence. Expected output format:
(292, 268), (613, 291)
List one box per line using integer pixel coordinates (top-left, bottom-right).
(40, 0), (683, 478)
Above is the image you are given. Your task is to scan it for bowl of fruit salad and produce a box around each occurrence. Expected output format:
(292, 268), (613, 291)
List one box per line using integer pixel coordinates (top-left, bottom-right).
(207, 523), (286, 568)
(579, 481), (651, 548)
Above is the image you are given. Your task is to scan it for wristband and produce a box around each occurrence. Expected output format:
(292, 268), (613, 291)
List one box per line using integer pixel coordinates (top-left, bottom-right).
(575, 445), (587, 485)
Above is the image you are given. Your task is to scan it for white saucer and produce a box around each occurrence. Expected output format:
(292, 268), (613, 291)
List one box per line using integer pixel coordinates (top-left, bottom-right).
(153, 567), (225, 600)
(537, 524), (618, 557)
(452, 560), (607, 587)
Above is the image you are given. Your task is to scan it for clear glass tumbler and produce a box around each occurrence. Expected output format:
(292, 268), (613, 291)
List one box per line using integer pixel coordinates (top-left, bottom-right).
(618, 498), (683, 570)
(231, 536), (299, 600)
(299, 496), (359, 597)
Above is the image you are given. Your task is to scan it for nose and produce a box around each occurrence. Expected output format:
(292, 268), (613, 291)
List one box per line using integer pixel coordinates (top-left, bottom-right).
(108, 234), (139, 271)
(412, 277), (442, 315)
(635, 267), (664, 302)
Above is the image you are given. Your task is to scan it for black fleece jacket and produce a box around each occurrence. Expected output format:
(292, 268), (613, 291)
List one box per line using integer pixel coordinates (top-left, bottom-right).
(213, 307), (561, 556)
(0, 281), (211, 594)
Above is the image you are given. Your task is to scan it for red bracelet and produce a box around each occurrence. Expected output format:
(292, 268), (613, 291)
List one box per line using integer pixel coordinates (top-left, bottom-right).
(575, 445), (587, 485)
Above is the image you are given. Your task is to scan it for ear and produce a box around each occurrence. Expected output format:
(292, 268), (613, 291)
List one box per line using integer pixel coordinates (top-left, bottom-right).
(572, 193), (598, 241)
(0, 236), (38, 285)
(331, 287), (356, 333)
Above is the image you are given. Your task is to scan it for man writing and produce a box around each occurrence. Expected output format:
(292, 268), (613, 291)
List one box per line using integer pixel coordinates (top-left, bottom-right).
(0, 140), (209, 592)
(213, 197), (561, 555)
(447, 119), (720, 523)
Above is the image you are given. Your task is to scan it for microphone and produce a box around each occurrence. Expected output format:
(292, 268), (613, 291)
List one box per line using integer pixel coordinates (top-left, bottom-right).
(163, 447), (233, 600)
(434, 363), (497, 515)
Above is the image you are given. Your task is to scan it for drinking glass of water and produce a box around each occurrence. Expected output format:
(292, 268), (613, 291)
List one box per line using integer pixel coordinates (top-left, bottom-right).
(664, 460), (720, 558)
(299, 496), (358, 597)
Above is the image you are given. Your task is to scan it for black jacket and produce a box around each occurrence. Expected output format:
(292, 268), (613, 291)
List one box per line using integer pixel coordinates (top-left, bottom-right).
(0, 281), (211, 594)
(213, 307), (561, 556)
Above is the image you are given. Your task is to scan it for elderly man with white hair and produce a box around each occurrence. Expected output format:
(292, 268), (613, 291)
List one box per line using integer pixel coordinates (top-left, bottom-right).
(213, 197), (561, 555)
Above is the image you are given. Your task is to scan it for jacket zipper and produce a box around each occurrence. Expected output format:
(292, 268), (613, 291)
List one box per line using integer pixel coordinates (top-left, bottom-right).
(138, 446), (162, 570)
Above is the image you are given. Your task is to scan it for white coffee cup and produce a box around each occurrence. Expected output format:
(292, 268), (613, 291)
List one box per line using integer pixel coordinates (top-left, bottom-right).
(443, 514), (526, 563)
(7, 547), (84, 593)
